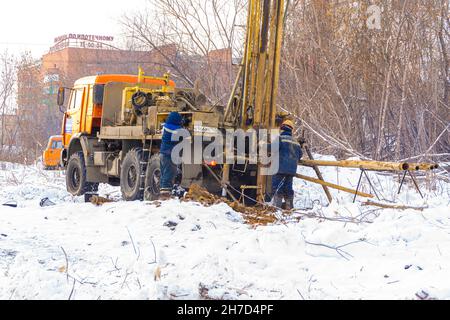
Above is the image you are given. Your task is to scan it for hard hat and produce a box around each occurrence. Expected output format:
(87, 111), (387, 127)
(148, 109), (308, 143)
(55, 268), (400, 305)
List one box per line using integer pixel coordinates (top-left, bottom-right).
(281, 119), (294, 130)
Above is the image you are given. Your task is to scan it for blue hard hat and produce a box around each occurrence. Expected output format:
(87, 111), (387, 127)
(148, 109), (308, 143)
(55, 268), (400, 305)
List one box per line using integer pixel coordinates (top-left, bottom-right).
(166, 112), (182, 125)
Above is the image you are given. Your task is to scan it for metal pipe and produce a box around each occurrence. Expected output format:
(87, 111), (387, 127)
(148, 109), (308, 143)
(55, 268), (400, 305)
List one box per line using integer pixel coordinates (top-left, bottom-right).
(223, 65), (243, 124)
(203, 164), (237, 202)
(221, 164), (231, 198)
(295, 173), (374, 199)
(299, 159), (409, 171)
(407, 163), (439, 171)
(260, 0), (271, 53)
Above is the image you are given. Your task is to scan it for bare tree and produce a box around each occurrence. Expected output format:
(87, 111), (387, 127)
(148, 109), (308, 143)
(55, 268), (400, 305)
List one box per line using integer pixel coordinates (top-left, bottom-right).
(121, 0), (246, 104)
(280, 0), (450, 162)
(0, 50), (16, 158)
(12, 52), (68, 164)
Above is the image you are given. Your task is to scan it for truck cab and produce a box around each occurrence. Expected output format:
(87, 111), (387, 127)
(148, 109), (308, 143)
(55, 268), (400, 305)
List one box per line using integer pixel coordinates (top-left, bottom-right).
(59, 74), (176, 157)
(43, 135), (63, 169)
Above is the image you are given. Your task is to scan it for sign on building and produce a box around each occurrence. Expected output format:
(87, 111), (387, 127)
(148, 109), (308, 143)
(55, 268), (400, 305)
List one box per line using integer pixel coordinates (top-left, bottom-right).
(51, 34), (116, 52)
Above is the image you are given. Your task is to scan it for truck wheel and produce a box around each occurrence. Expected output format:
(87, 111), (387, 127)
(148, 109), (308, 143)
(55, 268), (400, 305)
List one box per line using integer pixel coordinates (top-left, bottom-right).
(120, 149), (145, 201)
(66, 152), (99, 196)
(144, 154), (161, 201)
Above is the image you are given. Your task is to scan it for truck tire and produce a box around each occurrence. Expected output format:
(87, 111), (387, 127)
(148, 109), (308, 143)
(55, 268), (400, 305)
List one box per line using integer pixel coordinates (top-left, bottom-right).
(120, 148), (145, 201)
(66, 152), (99, 196)
(144, 154), (161, 201)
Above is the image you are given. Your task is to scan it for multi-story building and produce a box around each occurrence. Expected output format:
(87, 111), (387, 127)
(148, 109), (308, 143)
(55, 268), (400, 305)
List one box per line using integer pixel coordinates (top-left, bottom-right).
(41, 34), (179, 94)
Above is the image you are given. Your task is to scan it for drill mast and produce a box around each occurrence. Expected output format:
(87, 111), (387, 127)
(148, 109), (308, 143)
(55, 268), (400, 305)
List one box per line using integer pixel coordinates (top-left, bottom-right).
(224, 0), (287, 201)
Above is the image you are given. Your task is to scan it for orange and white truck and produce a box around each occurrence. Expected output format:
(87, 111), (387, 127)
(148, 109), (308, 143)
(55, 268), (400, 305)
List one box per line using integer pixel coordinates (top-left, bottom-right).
(57, 70), (231, 201)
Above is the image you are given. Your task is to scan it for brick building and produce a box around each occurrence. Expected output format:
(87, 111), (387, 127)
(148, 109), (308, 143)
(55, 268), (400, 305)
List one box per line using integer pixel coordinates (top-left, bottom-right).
(207, 48), (233, 90)
(37, 34), (179, 97)
(41, 41), (179, 89)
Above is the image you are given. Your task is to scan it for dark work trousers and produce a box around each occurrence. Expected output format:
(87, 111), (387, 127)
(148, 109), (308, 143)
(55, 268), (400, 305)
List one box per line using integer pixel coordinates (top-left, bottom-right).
(160, 153), (177, 191)
(272, 174), (294, 198)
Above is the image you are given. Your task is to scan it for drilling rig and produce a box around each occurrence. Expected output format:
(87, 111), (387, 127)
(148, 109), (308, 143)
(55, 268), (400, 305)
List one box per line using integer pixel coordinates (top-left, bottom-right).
(56, 0), (289, 203)
(222, 0), (287, 202)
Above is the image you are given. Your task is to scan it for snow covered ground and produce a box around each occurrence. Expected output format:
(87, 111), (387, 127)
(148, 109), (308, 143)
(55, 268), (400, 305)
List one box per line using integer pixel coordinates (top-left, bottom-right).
(0, 158), (449, 300)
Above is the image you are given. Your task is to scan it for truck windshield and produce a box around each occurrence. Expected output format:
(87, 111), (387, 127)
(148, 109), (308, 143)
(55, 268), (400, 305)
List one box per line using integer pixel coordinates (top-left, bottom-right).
(68, 88), (84, 110)
(52, 141), (63, 149)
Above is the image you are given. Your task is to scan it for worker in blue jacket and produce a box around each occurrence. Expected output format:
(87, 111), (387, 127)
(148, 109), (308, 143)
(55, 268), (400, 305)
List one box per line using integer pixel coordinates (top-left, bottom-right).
(160, 111), (183, 197)
(272, 119), (303, 210)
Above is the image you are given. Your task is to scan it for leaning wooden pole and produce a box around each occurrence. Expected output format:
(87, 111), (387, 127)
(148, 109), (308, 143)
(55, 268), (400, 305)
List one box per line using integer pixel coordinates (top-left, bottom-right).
(303, 145), (333, 203)
(299, 159), (410, 171)
(295, 174), (374, 199)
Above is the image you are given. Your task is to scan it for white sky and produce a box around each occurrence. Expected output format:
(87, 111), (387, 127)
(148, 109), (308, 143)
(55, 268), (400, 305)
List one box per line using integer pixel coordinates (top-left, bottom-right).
(0, 0), (148, 58)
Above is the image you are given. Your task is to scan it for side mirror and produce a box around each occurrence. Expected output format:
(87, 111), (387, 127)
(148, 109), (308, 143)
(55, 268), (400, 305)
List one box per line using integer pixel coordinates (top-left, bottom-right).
(57, 87), (65, 107)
